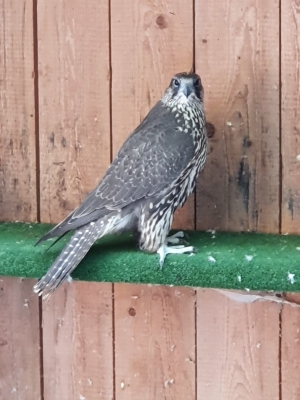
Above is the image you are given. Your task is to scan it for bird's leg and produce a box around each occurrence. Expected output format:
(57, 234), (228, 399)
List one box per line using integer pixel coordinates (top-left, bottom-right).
(166, 231), (188, 245)
(157, 243), (196, 269)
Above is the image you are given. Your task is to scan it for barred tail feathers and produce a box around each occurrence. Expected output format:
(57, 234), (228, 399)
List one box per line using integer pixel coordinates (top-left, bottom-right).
(34, 214), (122, 300)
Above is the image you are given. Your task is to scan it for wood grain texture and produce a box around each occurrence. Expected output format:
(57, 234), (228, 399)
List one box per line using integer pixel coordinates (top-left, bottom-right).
(38, 0), (111, 223)
(281, 0), (300, 233)
(42, 281), (113, 400)
(195, 0), (280, 233)
(197, 289), (280, 400)
(110, 0), (195, 229)
(0, 277), (41, 400)
(283, 293), (300, 305)
(281, 302), (300, 400)
(0, 1), (36, 222)
(114, 283), (196, 400)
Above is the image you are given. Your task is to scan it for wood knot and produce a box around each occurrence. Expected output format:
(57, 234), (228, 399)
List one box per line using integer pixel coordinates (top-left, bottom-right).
(243, 137), (252, 148)
(128, 307), (136, 317)
(61, 137), (67, 147)
(156, 15), (167, 29)
(206, 122), (215, 138)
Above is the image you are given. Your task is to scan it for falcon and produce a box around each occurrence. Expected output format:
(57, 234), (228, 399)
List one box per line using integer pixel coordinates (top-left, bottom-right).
(34, 72), (207, 299)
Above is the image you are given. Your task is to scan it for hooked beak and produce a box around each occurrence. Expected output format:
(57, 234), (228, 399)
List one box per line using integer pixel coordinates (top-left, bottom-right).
(183, 84), (193, 98)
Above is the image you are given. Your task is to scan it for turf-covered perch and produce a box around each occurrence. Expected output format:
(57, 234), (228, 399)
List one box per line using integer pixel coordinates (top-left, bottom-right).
(1, 222), (300, 292)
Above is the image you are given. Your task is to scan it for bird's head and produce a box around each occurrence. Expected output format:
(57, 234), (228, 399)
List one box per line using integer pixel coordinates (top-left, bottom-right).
(162, 72), (204, 107)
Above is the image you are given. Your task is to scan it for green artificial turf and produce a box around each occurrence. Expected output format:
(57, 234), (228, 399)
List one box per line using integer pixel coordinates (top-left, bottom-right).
(1, 222), (300, 292)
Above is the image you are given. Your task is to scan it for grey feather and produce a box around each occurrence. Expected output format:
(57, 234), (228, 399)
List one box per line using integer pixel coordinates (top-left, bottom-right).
(38, 101), (196, 244)
(34, 71), (207, 299)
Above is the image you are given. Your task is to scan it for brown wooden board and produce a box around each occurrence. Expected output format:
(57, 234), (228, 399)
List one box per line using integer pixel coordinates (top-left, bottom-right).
(281, 0), (300, 234)
(283, 293), (300, 305)
(38, 0), (111, 223)
(281, 302), (300, 400)
(110, 0), (195, 229)
(114, 283), (196, 399)
(195, 0), (280, 233)
(42, 281), (113, 400)
(197, 289), (280, 399)
(0, 1), (37, 222)
(0, 277), (41, 400)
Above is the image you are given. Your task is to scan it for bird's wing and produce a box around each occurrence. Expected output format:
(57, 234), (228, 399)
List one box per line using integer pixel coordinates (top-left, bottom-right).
(38, 101), (196, 242)
(74, 101), (195, 214)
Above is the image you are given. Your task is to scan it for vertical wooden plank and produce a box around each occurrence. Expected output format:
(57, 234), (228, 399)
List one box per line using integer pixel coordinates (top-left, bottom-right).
(38, 5), (114, 397)
(38, 0), (111, 223)
(0, 277), (41, 400)
(0, 1), (36, 221)
(111, 0), (194, 229)
(283, 293), (300, 305)
(281, 302), (300, 399)
(42, 281), (113, 400)
(195, 0), (280, 233)
(38, 4), (114, 398)
(114, 284), (196, 400)
(197, 289), (280, 399)
(281, 0), (300, 234)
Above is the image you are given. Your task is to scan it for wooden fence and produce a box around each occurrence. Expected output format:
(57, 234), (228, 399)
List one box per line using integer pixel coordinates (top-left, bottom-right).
(1, 0), (300, 399)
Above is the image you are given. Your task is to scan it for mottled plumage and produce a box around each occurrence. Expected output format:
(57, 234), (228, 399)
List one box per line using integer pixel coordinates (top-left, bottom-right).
(34, 72), (207, 299)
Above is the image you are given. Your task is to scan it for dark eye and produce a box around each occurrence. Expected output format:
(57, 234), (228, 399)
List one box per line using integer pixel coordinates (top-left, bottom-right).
(173, 78), (180, 87)
(194, 78), (200, 87)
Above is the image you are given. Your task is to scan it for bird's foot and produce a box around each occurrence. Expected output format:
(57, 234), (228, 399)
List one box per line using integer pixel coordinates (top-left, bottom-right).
(166, 231), (189, 245)
(157, 243), (196, 269)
